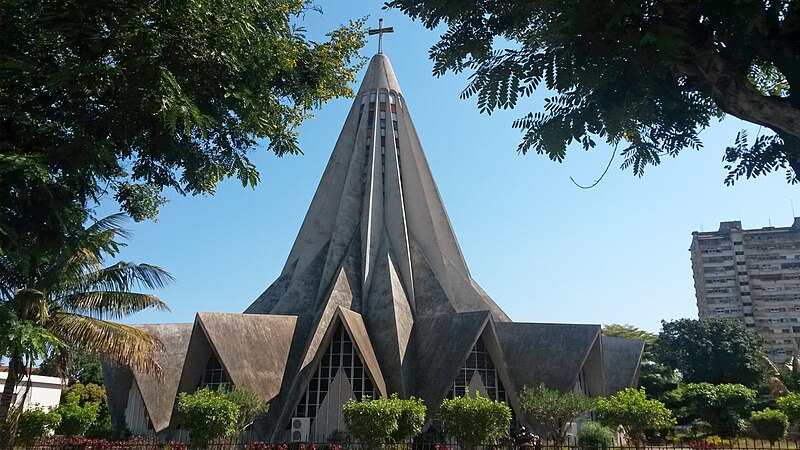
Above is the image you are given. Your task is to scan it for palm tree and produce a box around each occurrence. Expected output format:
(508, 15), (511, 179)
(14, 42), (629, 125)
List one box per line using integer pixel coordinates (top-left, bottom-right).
(0, 214), (172, 441)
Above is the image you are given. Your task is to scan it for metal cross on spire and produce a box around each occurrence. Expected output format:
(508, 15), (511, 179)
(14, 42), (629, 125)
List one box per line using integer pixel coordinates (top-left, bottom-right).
(368, 18), (394, 55)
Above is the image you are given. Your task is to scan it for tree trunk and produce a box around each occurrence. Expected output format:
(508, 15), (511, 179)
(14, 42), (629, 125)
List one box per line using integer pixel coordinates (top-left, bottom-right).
(0, 355), (23, 445)
(675, 49), (800, 145)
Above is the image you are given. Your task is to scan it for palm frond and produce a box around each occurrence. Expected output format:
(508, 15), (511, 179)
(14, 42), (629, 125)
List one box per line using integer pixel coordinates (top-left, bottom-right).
(50, 247), (103, 290)
(78, 262), (175, 293)
(64, 291), (170, 319)
(49, 312), (164, 377)
(84, 213), (130, 238)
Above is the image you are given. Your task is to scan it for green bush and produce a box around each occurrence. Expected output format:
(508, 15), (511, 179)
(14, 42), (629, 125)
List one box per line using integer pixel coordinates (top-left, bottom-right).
(341, 394), (426, 446)
(437, 391), (512, 448)
(176, 386), (268, 447)
(596, 388), (675, 449)
(54, 398), (100, 437)
(674, 383), (757, 437)
(777, 392), (800, 425)
(750, 408), (789, 445)
(62, 382), (111, 437)
(176, 388), (240, 447)
(13, 406), (61, 445)
(391, 395), (426, 442)
(578, 422), (615, 450)
(343, 395), (394, 447)
(223, 387), (269, 433)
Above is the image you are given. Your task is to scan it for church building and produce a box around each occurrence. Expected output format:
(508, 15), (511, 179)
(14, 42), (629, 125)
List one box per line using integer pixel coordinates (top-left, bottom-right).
(104, 49), (645, 443)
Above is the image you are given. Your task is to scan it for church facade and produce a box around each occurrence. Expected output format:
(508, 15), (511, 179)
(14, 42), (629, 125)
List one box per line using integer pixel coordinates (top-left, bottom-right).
(104, 53), (645, 443)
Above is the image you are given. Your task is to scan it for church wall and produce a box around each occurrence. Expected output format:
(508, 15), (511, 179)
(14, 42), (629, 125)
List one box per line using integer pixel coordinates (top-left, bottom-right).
(583, 337), (606, 397)
(310, 369), (354, 441)
(124, 383), (154, 437)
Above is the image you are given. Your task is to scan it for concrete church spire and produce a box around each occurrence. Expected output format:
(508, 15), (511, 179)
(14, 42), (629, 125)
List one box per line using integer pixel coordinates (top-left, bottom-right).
(245, 53), (510, 322)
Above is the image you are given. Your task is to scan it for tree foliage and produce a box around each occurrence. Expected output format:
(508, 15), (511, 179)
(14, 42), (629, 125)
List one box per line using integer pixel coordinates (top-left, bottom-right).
(672, 382), (757, 437)
(38, 350), (104, 386)
(519, 384), (596, 445)
(602, 325), (657, 347)
(0, 0), (366, 260)
(387, 0), (800, 184)
(437, 391), (512, 448)
(750, 408), (789, 445)
(54, 397), (100, 437)
(654, 319), (767, 388)
(776, 392), (800, 425)
(61, 382), (111, 436)
(596, 388), (676, 449)
(0, 214), (171, 442)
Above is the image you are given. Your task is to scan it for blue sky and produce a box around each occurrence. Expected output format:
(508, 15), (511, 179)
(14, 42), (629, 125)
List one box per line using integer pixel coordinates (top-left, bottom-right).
(99, 2), (800, 333)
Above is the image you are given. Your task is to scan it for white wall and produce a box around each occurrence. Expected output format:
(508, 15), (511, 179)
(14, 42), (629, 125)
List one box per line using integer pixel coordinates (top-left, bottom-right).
(0, 372), (63, 410)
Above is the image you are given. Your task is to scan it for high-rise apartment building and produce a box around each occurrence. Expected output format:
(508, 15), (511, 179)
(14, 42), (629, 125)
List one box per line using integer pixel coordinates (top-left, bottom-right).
(691, 218), (800, 362)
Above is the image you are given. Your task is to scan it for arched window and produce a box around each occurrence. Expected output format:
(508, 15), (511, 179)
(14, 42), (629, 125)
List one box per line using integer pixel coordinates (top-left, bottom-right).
(199, 353), (230, 390)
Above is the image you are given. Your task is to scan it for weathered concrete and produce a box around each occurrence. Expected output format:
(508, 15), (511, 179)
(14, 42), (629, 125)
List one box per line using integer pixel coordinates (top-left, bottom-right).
(196, 313), (297, 403)
(495, 322), (602, 393)
(413, 312), (490, 419)
(102, 323), (192, 434)
(601, 336), (645, 395)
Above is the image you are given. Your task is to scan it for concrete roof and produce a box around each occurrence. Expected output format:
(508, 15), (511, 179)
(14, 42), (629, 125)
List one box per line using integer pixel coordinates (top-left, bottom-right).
(601, 336), (645, 394)
(495, 322), (601, 392)
(196, 313), (297, 403)
(133, 323), (192, 432)
(413, 312), (490, 415)
(100, 323), (192, 433)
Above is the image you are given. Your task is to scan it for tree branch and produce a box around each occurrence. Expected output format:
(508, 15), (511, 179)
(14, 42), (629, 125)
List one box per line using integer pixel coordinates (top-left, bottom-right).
(677, 49), (800, 145)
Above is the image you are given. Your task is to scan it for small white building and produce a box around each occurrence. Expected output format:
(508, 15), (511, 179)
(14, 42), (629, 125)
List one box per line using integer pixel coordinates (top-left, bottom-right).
(0, 371), (63, 410)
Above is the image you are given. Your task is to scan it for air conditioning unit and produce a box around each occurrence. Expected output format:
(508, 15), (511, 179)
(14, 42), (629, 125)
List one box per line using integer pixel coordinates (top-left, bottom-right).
(291, 417), (311, 442)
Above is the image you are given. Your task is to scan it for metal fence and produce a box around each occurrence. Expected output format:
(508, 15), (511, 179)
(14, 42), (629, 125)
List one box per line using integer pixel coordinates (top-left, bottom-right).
(8, 439), (800, 450)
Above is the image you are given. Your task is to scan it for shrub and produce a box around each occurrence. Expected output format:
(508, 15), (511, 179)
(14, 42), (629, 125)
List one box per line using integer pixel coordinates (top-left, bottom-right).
(578, 422), (615, 450)
(437, 391), (512, 449)
(391, 395), (426, 442)
(777, 392), (800, 425)
(596, 388), (675, 449)
(224, 387), (269, 433)
(14, 406), (61, 445)
(750, 408), (789, 445)
(520, 384), (596, 445)
(176, 386), (268, 447)
(176, 388), (240, 447)
(674, 383), (757, 437)
(62, 382), (111, 437)
(341, 394), (426, 446)
(342, 395), (398, 447)
(55, 398), (100, 437)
